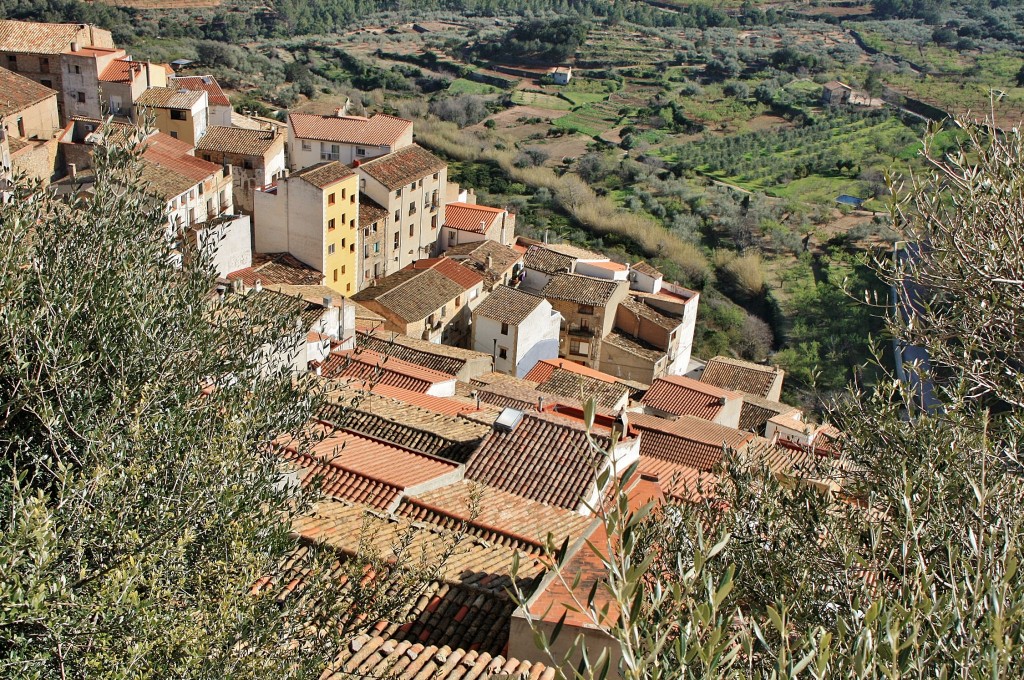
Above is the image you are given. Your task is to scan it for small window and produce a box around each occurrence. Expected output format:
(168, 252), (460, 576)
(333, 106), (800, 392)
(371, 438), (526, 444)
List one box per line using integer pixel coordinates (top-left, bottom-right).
(242, 159), (253, 170)
(77, 91), (85, 104)
(341, 213), (346, 224)
(301, 140), (311, 151)
(341, 238), (346, 248)
(500, 322), (509, 335)
(202, 154), (212, 161)
(408, 224), (413, 237)
(328, 218), (336, 231)
(170, 109), (186, 121)
(350, 243), (355, 252)
(431, 215), (438, 229)
(341, 188), (346, 199)
(350, 219), (355, 229)
(169, 131), (178, 139)
(363, 245), (369, 258)
(578, 304), (595, 315)
(433, 172), (439, 180)
(346, 283), (351, 292)
(328, 244), (336, 254)
(393, 233), (399, 249)
(373, 243), (379, 254)
(498, 347), (508, 360)
(455, 296), (461, 307)
(73, 65), (80, 74)
(333, 269), (338, 282)
(341, 265), (346, 275)
(6, 55), (15, 67)
(408, 201), (416, 216)
(328, 192), (335, 205)
(393, 210), (400, 222)
(356, 147), (366, 157)
(40, 79), (52, 88)
(39, 57), (49, 70)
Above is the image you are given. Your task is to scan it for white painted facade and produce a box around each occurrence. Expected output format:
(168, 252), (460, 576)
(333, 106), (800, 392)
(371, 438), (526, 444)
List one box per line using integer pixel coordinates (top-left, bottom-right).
(194, 214), (251, 277)
(473, 298), (562, 378)
(253, 178), (327, 273)
(356, 167), (447, 272)
(574, 261), (629, 282)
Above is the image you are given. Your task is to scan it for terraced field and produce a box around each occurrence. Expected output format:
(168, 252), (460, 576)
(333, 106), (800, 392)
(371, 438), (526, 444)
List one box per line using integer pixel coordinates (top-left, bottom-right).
(511, 90), (573, 111)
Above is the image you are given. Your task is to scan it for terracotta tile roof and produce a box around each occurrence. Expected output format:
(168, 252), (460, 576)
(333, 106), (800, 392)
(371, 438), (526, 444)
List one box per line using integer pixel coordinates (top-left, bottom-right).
(473, 285), (544, 325)
(534, 367), (629, 410)
(409, 257), (484, 290)
(97, 58), (145, 84)
(631, 260), (662, 278)
(138, 132), (220, 199)
(541, 273), (622, 306)
(288, 111), (412, 146)
(587, 260), (628, 272)
(524, 358), (613, 384)
(357, 144), (446, 190)
(630, 412), (753, 471)
(641, 375), (742, 420)
(135, 86), (204, 109)
(738, 393), (794, 434)
(542, 242), (605, 261)
(365, 383), (484, 415)
(292, 160), (355, 189)
(700, 355), (784, 399)
(319, 393), (488, 465)
(279, 423), (458, 492)
(465, 411), (609, 510)
(227, 252), (324, 287)
(638, 456), (716, 502)
(196, 125), (280, 157)
(0, 66), (56, 117)
(443, 202), (504, 233)
(352, 261), (478, 324)
(470, 372), (616, 416)
(403, 480), (595, 547)
(358, 194), (388, 227)
(358, 331), (485, 376)
(523, 245), (574, 275)
(322, 349), (456, 393)
(443, 240), (523, 288)
(0, 20), (105, 54)
(169, 74), (230, 106)
(620, 295), (682, 330)
(283, 449), (403, 510)
(328, 632), (554, 680)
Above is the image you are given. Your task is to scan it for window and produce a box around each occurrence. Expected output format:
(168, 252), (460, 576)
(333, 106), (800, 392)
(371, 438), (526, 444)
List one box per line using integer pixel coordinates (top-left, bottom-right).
(328, 244), (336, 254)
(301, 140), (311, 151)
(169, 131), (178, 139)
(350, 243), (355, 253)
(341, 265), (346, 274)
(328, 194), (336, 207)
(433, 172), (439, 180)
(341, 188), (346, 199)
(16, 118), (24, 137)
(356, 147), (366, 157)
(6, 55), (15, 67)
(242, 159), (253, 170)
(408, 201), (416, 216)
(77, 91), (85, 104)
(395, 189), (401, 198)
(448, 230), (456, 245)
(341, 238), (346, 248)
(320, 143), (339, 161)
(431, 215), (438, 230)
(341, 213), (347, 225)
(455, 296), (461, 307)
(393, 210), (400, 222)
(440, 306), (447, 318)
(364, 269), (370, 280)
(408, 224), (414, 237)
(578, 304), (595, 315)
(328, 218), (336, 231)
(350, 219), (355, 228)
(580, 318), (590, 332)
(373, 243), (380, 254)
(170, 109), (186, 121)
(498, 347), (508, 360)
(393, 233), (400, 249)
(346, 283), (351, 292)
(39, 57), (48, 70)
(333, 269), (338, 282)
(40, 79), (51, 88)
(363, 245), (369, 258)
(202, 154), (212, 161)
(500, 322), (509, 336)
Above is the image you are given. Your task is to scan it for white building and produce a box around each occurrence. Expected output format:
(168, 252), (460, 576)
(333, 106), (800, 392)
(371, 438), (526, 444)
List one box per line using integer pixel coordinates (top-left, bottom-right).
(191, 214), (251, 278)
(439, 202), (515, 252)
(287, 111), (413, 171)
(169, 75), (233, 126)
(472, 285), (562, 378)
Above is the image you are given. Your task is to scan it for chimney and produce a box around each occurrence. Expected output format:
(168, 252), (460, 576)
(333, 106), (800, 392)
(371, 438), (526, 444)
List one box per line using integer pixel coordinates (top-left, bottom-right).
(537, 396), (544, 412)
(322, 295), (333, 309)
(67, 163), (77, 179)
(254, 280), (262, 293)
(718, 395), (727, 406)
(479, 220), (486, 232)
(485, 255), (493, 269)
(70, 42), (80, 52)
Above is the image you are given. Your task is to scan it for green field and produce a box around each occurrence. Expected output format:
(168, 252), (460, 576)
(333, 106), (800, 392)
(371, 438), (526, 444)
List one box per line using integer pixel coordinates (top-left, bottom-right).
(447, 78), (502, 95)
(511, 90), (574, 110)
(553, 106), (621, 136)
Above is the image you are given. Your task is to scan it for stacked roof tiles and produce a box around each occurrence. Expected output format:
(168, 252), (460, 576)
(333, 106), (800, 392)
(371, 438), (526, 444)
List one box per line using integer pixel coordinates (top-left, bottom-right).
(444, 240), (523, 289)
(196, 126), (279, 157)
(541, 272), (622, 305)
(357, 144), (447, 190)
(641, 375), (742, 420)
(700, 355), (784, 400)
(473, 285), (544, 326)
(168, 75), (230, 106)
(136, 86), (204, 110)
(443, 202), (505, 233)
(288, 112), (412, 146)
(227, 252), (324, 287)
(0, 66), (56, 117)
(321, 349), (456, 394)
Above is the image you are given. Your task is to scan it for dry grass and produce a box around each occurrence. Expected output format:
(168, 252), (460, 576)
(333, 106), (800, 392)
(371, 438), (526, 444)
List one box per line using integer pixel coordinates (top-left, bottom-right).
(415, 118), (708, 280)
(715, 250), (766, 299)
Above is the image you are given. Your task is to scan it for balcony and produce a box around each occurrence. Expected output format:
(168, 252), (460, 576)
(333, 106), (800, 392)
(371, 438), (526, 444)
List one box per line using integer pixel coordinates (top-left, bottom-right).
(567, 325), (595, 337)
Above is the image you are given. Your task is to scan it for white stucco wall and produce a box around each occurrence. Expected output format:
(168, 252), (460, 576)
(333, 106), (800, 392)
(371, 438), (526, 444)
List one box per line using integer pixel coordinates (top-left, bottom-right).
(253, 184), (290, 253)
(196, 214), (252, 277)
(356, 167), (447, 272)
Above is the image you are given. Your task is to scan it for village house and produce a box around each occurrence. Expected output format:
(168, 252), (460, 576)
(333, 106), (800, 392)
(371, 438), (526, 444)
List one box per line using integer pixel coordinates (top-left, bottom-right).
(523, 358), (631, 411)
(62, 45), (168, 120)
(227, 252), (326, 289)
(472, 285), (562, 378)
(540, 273), (629, 369)
(0, 67), (60, 185)
(699, 355), (785, 402)
(604, 286), (700, 383)
(519, 238), (611, 291)
(196, 126), (286, 213)
(354, 144), (448, 271)
(287, 110), (413, 170)
(253, 160), (360, 295)
(351, 257), (484, 346)
(0, 19), (114, 120)
(321, 348), (459, 397)
(442, 239), (524, 292)
(169, 75), (232, 126)
(640, 374), (744, 428)
(358, 331), (494, 381)
(551, 66), (572, 85)
(438, 201), (516, 251)
(188, 214), (252, 278)
(134, 86), (208, 145)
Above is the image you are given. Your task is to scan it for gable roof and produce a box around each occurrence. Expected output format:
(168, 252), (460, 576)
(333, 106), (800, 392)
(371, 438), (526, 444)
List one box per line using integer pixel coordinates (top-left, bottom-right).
(353, 268), (464, 324)
(444, 240), (522, 288)
(288, 111), (412, 146)
(138, 132), (220, 199)
(465, 411), (608, 510)
(541, 273), (622, 306)
(97, 58), (145, 84)
(700, 355), (784, 399)
(443, 202), (505, 233)
(0, 20), (110, 54)
(641, 374), (742, 420)
(169, 74), (230, 106)
(409, 257), (483, 290)
(135, 87), (204, 110)
(292, 160), (355, 189)
(322, 349), (456, 393)
(358, 194), (388, 226)
(523, 244), (575, 275)
(631, 412), (753, 472)
(631, 260), (662, 278)
(356, 144), (446, 190)
(358, 332), (484, 376)
(738, 393), (795, 434)
(227, 252), (324, 287)
(196, 125), (280, 157)
(473, 285), (544, 325)
(0, 66), (56, 117)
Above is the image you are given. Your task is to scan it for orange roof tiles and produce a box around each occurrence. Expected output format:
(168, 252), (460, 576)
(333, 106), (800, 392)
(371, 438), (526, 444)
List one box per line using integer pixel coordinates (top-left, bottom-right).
(0, 20), (112, 54)
(138, 132), (221, 199)
(525, 358), (617, 384)
(586, 260), (628, 271)
(322, 349), (456, 393)
(641, 374), (743, 420)
(289, 111), (412, 146)
(98, 58), (144, 84)
(409, 257), (484, 290)
(700, 355), (784, 399)
(283, 449), (404, 510)
(169, 74), (230, 106)
(443, 202), (504, 233)
(356, 144), (447, 190)
(631, 412), (753, 471)
(0, 66), (56, 117)
(361, 382), (484, 416)
(227, 252), (324, 287)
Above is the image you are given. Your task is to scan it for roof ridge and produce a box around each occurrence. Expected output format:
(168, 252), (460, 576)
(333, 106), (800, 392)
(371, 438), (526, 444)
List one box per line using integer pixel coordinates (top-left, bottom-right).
(397, 496), (548, 554)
